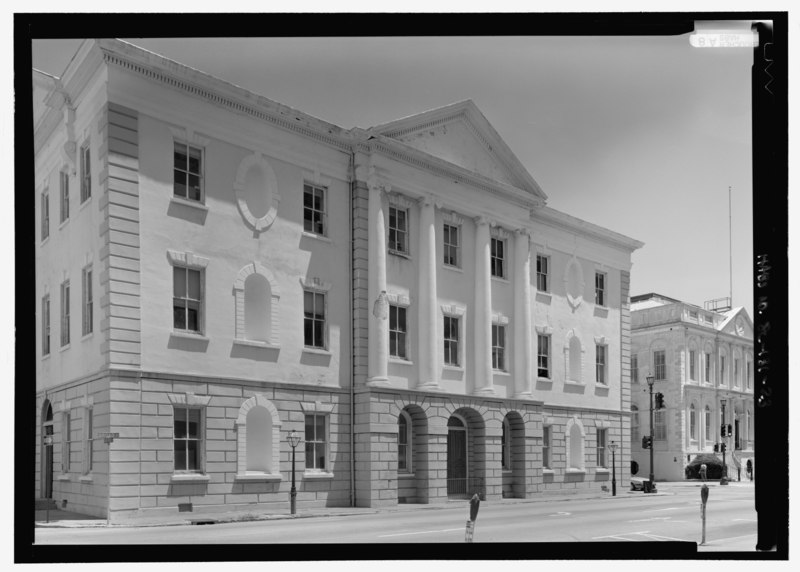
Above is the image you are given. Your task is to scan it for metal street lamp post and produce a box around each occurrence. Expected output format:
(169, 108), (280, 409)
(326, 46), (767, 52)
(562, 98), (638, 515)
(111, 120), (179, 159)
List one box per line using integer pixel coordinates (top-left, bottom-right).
(647, 374), (656, 492)
(609, 440), (618, 496)
(287, 430), (301, 515)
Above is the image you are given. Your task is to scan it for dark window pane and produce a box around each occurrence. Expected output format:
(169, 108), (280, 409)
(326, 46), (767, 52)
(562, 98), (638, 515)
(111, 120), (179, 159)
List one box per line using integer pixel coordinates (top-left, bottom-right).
(187, 270), (201, 300)
(187, 307), (198, 332)
(174, 408), (187, 438)
(305, 415), (314, 440)
(188, 409), (200, 438)
(174, 145), (187, 171)
(314, 319), (324, 347)
(187, 440), (198, 471)
(305, 442), (314, 466)
(304, 318), (313, 346)
(174, 267), (186, 297)
(304, 291), (313, 315)
(173, 303), (185, 329)
(316, 415), (325, 439)
(174, 441), (185, 471)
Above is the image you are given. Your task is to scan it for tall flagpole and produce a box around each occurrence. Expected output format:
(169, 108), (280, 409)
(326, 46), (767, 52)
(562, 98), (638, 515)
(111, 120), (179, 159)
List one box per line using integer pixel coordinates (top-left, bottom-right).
(729, 186), (733, 306)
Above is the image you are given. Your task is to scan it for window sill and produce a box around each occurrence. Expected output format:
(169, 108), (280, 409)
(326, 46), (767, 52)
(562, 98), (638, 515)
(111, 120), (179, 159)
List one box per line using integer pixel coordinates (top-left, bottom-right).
(491, 275), (510, 284)
(233, 339), (280, 350)
(79, 475), (94, 483)
(41, 236), (50, 247)
(55, 474), (70, 481)
(566, 469), (586, 474)
(442, 365), (464, 372)
(302, 347), (331, 356)
(59, 343), (71, 353)
(493, 370), (511, 376)
(542, 469), (554, 475)
(388, 249), (411, 260)
(235, 473), (282, 482)
(595, 468), (610, 474)
(564, 380), (585, 387)
(79, 197), (92, 212)
(58, 219), (70, 231)
(537, 376), (553, 383)
(81, 332), (94, 342)
(170, 196), (208, 212)
(398, 472), (415, 479)
(594, 305), (609, 318)
(443, 264), (463, 273)
(42, 353), (51, 361)
(171, 331), (209, 342)
(535, 291), (552, 302)
(502, 469), (512, 475)
(170, 473), (210, 483)
(389, 357), (413, 365)
(595, 382), (609, 389)
(302, 231), (332, 244)
(303, 471), (334, 479)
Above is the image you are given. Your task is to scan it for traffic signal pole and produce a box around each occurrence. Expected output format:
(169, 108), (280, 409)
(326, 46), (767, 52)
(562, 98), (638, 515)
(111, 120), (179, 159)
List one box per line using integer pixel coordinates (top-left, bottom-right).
(648, 380), (655, 491)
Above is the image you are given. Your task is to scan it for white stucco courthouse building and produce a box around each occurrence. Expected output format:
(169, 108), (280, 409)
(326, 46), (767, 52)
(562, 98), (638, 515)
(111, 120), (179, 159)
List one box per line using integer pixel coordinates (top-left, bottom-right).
(34, 39), (643, 522)
(629, 293), (755, 482)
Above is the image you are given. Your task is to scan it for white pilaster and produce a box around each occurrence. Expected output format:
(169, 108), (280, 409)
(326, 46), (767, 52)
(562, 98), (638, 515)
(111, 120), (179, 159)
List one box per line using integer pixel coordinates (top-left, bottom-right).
(367, 173), (390, 386)
(513, 228), (533, 398)
(473, 216), (494, 396)
(417, 195), (440, 390)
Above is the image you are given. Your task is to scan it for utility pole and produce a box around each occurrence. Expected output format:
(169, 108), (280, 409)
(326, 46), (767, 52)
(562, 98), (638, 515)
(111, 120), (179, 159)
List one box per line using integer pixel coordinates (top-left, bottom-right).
(647, 375), (656, 492)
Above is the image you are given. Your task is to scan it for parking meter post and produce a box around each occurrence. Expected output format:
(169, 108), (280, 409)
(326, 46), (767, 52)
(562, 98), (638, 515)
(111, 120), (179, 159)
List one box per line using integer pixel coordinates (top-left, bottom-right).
(700, 484), (709, 545)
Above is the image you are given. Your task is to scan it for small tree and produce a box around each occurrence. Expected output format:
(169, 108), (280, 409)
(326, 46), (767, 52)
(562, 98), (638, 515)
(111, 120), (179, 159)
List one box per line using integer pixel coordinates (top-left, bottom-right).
(685, 453), (724, 479)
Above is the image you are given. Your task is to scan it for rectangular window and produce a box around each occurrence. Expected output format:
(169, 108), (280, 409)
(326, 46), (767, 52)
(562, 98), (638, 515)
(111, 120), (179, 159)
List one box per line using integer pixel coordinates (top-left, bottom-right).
(596, 344), (607, 384)
(173, 407), (202, 472)
(388, 206), (408, 255)
(654, 410), (667, 440)
(42, 294), (50, 356)
(304, 413), (327, 471)
(704, 352), (712, 383)
(689, 350), (696, 380)
(631, 354), (639, 383)
(654, 350), (666, 381)
(173, 141), (203, 202)
(443, 223), (460, 267)
(60, 171), (69, 223)
(492, 324), (506, 371)
(595, 272), (606, 307)
(82, 266), (93, 336)
(490, 237), (506, 278)
(443, 315), (459, 366)
(173, 267), (202, 333)
(80, 142), (91, 203)
(303, 290), (326, 349)
(537, 334), (551, 378)
(85, 408), (94, 474)
(689, 310), (698, 321)
(41, 189), (49, 241)
(63, 412), (72, 472)
(597, 429), (607, 468)
(303, 183), (326, 236)
(536, 255), (549, 292)
(542, 426), (551, 469)
(746, 361), (752, 389)
(720, 356), (726, 384)
(389, 304), (407, 359)
(60, 279), (70, 347)
(734, 358), (740, 385)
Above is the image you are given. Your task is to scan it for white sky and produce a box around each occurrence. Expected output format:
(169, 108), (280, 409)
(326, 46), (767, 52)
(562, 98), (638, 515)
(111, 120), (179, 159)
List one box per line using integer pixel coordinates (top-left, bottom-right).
(31, 32), (754, 318)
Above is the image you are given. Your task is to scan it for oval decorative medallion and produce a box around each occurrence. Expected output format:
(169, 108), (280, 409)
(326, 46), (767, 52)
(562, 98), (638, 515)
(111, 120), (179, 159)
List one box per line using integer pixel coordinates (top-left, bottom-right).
(564, 255), (585, 310)
(233, 152), (281, 233)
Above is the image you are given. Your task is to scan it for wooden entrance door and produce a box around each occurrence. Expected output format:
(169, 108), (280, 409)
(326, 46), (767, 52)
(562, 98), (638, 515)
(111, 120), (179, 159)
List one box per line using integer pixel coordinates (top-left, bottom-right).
(447, 428), (467, 497)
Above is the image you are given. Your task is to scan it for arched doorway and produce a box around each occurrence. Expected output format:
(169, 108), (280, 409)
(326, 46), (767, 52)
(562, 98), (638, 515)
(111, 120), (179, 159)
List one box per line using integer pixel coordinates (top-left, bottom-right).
(396, 405), (429, 503)
(446, 409), (486, 499)
(41, 400), (54, 499)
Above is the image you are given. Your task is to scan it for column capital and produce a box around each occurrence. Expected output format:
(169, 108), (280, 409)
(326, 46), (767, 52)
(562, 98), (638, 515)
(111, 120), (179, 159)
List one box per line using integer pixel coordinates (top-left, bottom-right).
(474, 215), (491, 227)
(367, 167), (391, 195)
(417, 194), (441, 209)
(514, 227), (531, 238)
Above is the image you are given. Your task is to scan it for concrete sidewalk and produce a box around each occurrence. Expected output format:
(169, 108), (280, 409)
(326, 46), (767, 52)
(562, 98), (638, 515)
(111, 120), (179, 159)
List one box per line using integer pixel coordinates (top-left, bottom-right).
(34, 482), (693, 529)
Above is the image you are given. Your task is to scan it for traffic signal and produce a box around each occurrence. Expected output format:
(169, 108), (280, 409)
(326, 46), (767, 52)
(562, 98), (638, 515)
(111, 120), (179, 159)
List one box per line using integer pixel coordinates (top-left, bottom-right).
(642, 436), (651, 449)
(654, 393), (665, 409)
(713, 443), (719, 452)
(727, 424), (733, 437)
(721, 443), (727, 453)
(720, 424), (726, 438)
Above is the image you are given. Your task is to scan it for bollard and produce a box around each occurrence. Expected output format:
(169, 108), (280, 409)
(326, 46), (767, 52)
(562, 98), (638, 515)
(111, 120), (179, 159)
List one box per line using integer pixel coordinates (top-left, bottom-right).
(699, 484), (709, 545)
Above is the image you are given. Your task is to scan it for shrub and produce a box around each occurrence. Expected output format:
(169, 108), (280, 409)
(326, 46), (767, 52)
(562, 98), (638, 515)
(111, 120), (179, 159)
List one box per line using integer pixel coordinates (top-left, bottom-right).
(685, 453), (725, 479)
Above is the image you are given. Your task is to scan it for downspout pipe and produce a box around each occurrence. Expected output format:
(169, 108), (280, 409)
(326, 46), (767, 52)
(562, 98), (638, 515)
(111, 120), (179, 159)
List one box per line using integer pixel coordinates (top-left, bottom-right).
(348, 147), (356, 508)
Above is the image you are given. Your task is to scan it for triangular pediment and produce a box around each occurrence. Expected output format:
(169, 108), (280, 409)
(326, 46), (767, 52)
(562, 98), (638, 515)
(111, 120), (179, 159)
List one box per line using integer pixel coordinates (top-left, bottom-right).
(368, 100), (547, 201)
(718, 308), (754, 339)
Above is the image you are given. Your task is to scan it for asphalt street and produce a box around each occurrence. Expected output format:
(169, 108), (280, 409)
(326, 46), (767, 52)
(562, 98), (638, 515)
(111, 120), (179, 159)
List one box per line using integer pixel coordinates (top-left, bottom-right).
(34, 483), (757, 552)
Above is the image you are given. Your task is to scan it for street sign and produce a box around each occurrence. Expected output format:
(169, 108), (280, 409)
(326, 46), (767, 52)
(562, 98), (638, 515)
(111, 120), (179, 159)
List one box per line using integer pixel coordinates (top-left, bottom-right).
(43, 435), (53, 446)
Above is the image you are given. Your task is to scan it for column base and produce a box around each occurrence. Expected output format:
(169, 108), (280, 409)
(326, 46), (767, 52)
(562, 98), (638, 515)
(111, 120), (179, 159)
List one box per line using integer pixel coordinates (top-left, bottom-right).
(417, 382), (442, 391)
(513, 392), (533, 400)
(473, 387), (496, 397)
(366, 377), (391, 387)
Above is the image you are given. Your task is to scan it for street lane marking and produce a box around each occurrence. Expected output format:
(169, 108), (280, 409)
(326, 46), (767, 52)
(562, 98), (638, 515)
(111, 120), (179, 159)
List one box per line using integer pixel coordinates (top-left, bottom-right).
(706, 533), (758, 543)
(640, 533), (689, 542)
(627, 517), (672, 522)
(378, 528), (463, 538)
(645, 507), (681, 512)
(733, 518), (757, 522)
(546, 512), (571, 517)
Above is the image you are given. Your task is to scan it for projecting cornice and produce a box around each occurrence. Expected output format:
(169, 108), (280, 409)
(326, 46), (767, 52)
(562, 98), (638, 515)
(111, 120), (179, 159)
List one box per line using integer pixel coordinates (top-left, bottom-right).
(94, 39), (353, 153)
(534, 206), (644, 253)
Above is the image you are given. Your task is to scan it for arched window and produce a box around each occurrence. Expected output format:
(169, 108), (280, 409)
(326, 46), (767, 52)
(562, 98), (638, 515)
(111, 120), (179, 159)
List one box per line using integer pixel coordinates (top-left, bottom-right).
(233, 262), (280, 347)
(568, 335), (582, 382)
(565, 416), (585, 471)
(244, 273), (271, 342)
(501, 417), (511, 470)
(398, 410), (412, 474)
(631, 405), (639, 442)
(689, 404), (697, 441)
(704, 405), (712, 444)
(235, 395), (282, 480)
